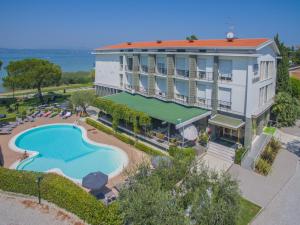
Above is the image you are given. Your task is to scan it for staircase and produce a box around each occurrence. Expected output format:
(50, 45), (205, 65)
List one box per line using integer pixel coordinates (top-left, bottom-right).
(207, 141), (235, 163)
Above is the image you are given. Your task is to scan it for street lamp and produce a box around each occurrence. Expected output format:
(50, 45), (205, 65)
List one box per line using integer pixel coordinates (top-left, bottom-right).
(36, 175), (43, 204)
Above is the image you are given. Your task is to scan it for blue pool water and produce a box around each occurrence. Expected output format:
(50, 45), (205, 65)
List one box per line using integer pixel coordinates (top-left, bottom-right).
(14, 124), (127, 180)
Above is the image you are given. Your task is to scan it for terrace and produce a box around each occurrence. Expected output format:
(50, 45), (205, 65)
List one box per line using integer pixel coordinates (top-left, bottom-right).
(101, 92), (211, 149)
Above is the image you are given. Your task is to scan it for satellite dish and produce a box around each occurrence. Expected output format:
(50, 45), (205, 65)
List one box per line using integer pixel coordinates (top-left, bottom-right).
(226, 31), (235, 41)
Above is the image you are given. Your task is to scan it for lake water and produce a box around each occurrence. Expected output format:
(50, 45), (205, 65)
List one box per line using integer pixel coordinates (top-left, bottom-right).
(0, 49), (95, 93)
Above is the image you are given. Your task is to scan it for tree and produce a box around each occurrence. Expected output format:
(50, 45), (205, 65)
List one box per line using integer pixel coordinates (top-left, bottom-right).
(186, 35), (198, 41)
(3, 59), (61, 103)
(118, 152), (241, 225)
(272, 92), (299, 127)
(2, 74), (18, 99)
(70, 90), (96, 115)
(291, 47), (300, 65)
(290, 77), (300, 98)
(0, 60), (2, 70)
(274, 34), (291, 93)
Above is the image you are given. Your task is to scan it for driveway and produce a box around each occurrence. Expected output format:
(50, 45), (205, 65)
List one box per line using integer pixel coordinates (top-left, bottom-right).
(252, 161), (300, 225)
(0, 191), (86, 225)
(229, 149), (298, 207)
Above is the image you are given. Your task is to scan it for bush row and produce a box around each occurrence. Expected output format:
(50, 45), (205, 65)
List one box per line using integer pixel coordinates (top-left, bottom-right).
(0, 115), (16, 122)
(234, 147), (246, 165)
(86, 118), (165, 156)
(0, 168), (121, 225)
(255, 138), (281, 175)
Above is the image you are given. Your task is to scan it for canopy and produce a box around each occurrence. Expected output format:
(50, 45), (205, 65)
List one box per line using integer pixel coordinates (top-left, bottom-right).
(82, 171), (108, 190)
(208, 114), (245, 130)
(180, 124), (198, 141)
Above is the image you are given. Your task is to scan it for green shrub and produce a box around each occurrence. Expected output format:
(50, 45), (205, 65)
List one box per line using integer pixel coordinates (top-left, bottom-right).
(255, 158), (271, 175)
(269, 137), (281, 153)
(0, 168), (121, 225)
(169, 147), (196, 160)
(86, 118), (164, 156)
(198, 131), (209, 146)
(234, 147), (246, 165)
(134, 142), (165, 156)
(0, 115), (16, 122)
(261, 146), (275, 163)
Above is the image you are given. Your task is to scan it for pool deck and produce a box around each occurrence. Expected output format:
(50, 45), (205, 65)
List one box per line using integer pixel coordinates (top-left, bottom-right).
(0, 115), (148, 188)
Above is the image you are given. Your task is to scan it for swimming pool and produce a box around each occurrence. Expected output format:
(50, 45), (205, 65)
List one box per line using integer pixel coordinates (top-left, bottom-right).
(9, 124), (128, 182)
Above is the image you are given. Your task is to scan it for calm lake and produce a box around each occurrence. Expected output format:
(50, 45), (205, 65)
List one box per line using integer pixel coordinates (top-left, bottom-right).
(0, 49), (95, 93)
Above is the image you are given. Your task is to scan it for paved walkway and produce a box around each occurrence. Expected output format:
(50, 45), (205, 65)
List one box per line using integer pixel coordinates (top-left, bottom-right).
(0, 191), (86, 225)
(252, 161), (300, 225)
(229, 149), (298, 207)
(200, 153), (233, 173)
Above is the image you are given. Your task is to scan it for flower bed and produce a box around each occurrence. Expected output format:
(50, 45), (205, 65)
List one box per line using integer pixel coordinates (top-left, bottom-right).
(255, 138), (281, 175)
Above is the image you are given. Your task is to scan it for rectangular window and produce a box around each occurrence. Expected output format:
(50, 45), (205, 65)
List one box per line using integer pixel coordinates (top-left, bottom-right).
(219, 59), (232, 81)
(176, 57), (188, 77)
(119, 74), (123, 87)
(127, 57), (133, 71)
(259, 87), (264, 106)
(156, 56), (167, 74)
(253, 63), (259, 76)
(119, 56), (123, 70)
(218, 87), (231, 110)
(140, 56), (148, 72)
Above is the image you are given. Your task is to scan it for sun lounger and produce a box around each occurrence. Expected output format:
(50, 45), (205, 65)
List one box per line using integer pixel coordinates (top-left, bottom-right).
(16, 118), (24, 124)
(1, 126), (13, 131)
(26, 116), (35, 122)
(32, 111), (40, 118)
(59, 110), (66, 117)
(62, 112), (71, 119)
(44, 111), (52, 117)
(0, 129), (11, 135)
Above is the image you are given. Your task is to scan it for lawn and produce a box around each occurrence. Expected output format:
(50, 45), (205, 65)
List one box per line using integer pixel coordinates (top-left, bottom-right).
(263, 126), (277, 135)
(238, 197), (261, 225)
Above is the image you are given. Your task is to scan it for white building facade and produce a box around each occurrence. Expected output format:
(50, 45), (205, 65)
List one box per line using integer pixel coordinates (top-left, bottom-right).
(93, 38), (279, 149)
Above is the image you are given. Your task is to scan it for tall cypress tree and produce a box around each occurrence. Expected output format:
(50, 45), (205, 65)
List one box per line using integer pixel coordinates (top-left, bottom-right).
(274, 34), (291, 93)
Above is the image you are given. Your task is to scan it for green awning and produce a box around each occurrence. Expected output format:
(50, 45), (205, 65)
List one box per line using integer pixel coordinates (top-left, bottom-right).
(104, 92), (210, 128)
(209, 114), (245, 130)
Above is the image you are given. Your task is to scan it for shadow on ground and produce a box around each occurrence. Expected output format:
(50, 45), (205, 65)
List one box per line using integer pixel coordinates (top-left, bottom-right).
(286, 140), (300, 157)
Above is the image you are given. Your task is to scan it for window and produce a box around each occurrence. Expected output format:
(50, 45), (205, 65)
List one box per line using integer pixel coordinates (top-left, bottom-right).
(218, 87), (231, 110)
(219, 59), (232, 81)
(259, 87), (264, 106)
(197, 84), (206, 104)
(119, 74), (123, 87)
(176, 57), (188, 77)
(127, 57), (133, 71)
(156, 56), (167, 74)
(119, 56), (123, 70)
(253, 64), (259, 76)
(140, 56), (148, 73)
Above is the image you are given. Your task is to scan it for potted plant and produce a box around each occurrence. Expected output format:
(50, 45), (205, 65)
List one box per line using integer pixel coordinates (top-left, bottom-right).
(198, 131), (209, 147)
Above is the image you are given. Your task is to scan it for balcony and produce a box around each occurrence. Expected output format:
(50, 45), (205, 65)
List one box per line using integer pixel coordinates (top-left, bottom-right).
(219, 73), (232, 81)
(195, 97), (212, 109)
(141, 65), (148, 73)
(174, 94), (189, 105)
(154, 89), (167, 100)
(125, 65), (133, 72)
(137, 86), (149, 96)
(218, 100), (232, 111)
(196, 71), (213, 81)
(157, 66), (167, 75)
(125, 84), (133, 91)
(176, 69), (189, 78)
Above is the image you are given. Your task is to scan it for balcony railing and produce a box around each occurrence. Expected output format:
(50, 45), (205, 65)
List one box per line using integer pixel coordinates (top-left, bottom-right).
(141, 65), (148, 73)
(154, 89), (167, 100)
(157, 67), (167, 75)
(174, 94), (189, 105)
(218, 100), (232, 111)
(125, 84), (133, 91)
(125, 65), (133, 72)
(196, 71), (213, 81)
(137, 86), (149, 96)
(176, 69), (189, 77)
(252, 76), (260, 83)
(195, 97), (212, 108)
(219, 73), (232, 81)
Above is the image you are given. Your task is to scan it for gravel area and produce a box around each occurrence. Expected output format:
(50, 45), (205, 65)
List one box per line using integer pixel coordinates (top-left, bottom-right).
(0, 192), (86, 225)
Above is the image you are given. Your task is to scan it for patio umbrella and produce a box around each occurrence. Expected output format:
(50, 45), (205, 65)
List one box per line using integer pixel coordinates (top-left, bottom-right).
(151, 156), (172, 169)
(180, 124), (198, 141)
(82, 171), (108, 190)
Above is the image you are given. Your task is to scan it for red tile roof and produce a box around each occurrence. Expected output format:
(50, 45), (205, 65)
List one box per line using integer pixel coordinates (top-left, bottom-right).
(96, 38), (270, 51)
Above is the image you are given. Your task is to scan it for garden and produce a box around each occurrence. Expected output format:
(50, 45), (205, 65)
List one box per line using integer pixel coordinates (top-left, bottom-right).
(255, 138), (281, 175)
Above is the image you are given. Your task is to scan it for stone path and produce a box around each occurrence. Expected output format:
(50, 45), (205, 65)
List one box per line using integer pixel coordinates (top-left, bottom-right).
(252, 161), (300, 225)
(0, 192), (86, 225)
(229, 149), (298, 207)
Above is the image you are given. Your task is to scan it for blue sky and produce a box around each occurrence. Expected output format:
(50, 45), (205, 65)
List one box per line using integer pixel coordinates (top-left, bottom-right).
(0, 0), (299, 49)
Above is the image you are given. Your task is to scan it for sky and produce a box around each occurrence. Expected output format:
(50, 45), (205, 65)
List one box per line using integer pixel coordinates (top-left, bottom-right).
(0, 0), (299, 49)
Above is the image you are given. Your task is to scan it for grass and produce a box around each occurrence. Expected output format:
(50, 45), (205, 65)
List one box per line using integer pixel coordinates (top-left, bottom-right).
(0, 83), (93, 97)
(263, 126), (277, 135)
(104, 92), (208, 125)
(238, 197), (261, 225)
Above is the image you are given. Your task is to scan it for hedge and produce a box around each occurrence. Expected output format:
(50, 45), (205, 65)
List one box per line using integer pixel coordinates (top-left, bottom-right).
(0, 167), (121, 225)
(234, 147), (246, 165)
(0, 115), (16, 122)
(86, 118), (165, 156)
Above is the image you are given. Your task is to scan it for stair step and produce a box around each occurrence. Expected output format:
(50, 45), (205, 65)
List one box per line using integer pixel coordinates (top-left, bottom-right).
(208, 145), (235, 156)
(207, 147), (235, 159)
(206, 151), (234, 163)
